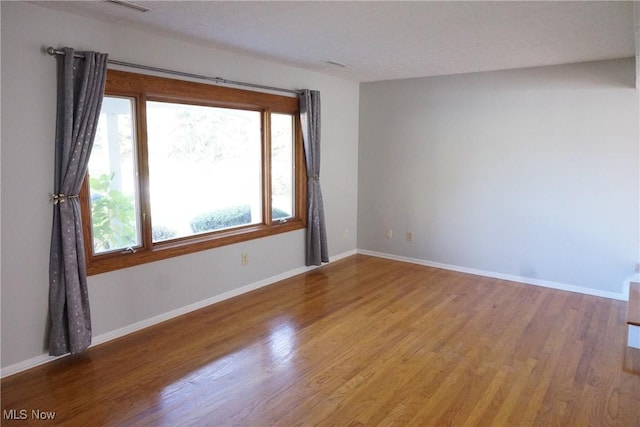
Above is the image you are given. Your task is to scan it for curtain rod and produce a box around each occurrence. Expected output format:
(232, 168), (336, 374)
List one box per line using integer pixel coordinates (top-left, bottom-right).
(46, 47), (302, 96)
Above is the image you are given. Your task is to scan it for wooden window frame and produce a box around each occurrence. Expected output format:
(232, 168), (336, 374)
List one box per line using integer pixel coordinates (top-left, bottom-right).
(81, 70), (306, 275)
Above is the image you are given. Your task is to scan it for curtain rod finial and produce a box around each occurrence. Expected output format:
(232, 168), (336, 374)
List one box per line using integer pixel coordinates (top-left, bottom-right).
(46, 47), (56, 56)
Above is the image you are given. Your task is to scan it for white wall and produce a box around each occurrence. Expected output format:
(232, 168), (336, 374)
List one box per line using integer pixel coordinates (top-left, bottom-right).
(358, 59), (639, 296)
(0, 2), (359, 370)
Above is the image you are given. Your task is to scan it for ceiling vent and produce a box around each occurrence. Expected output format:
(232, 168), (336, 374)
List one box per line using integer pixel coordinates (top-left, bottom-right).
(326, 60), (347, 68)
(104, 0), (151, 13)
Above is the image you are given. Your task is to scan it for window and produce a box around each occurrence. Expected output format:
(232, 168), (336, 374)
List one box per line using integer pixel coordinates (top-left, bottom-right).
(81, 70), (306, 274)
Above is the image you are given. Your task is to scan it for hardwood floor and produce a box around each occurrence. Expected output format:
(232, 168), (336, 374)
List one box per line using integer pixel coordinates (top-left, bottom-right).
(2, 255), (639, 426)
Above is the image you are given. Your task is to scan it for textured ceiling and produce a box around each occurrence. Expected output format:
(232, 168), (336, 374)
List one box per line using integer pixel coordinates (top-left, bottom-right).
(34, 1), (637, 83)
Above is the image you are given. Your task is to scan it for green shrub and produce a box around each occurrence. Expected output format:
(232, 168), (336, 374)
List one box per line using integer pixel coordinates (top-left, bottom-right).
(89, 173), (137, 252)
(272, 207), (290, 220)
(190, 205), (252, 233)
(152, 225), (177, 242)
(190, 205), (291, 233)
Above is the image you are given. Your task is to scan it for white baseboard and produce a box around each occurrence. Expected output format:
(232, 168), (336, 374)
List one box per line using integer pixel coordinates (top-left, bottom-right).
(0, 249), (357, 379)
(623, 273), (640, 301)
(629, 325), (640, 349)
(0, 354), (67, 380)
(330, 249), (358, 263)
(357, 249), (628, 301)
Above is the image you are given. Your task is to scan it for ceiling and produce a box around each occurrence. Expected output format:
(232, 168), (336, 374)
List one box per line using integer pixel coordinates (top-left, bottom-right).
(34, 1), (638, 83)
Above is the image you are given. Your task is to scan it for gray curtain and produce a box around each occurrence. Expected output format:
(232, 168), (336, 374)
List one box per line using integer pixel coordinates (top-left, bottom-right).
(49, 47), (108, 356)
(299, 90), (329, 266)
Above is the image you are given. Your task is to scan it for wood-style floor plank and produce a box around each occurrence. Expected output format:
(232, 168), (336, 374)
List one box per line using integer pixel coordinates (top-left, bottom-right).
(1, 254), (639, 426)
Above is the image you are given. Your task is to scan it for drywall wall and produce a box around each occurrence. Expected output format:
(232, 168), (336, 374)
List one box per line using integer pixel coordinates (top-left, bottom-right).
(358, 59), (639, 295)
(0, 2), (359, 370)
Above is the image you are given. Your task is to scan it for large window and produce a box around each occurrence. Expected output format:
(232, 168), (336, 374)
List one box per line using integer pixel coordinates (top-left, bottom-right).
(81, 70), (306, 274)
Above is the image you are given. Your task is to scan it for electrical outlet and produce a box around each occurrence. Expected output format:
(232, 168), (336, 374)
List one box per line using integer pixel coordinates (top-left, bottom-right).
(386, 229), (393, 239)
(241, 253), (248, 265)
(406, 231), (414, 242)
(344, 228), (349, 239)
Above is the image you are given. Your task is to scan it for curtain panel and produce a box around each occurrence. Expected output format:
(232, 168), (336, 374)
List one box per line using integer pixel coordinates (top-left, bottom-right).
(299, 90), (329, 266)
(48, 47), (108, 356)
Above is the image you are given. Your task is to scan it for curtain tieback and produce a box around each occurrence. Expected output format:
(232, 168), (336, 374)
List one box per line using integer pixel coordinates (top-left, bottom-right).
(308, 176), (320, 182)
(51, 193), (79, 205)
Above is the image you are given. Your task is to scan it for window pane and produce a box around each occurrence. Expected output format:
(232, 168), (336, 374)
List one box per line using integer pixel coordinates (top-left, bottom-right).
(89, 97), (141, 254)
(146, 101), (262, 241)
(271, 113), (294, 220)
